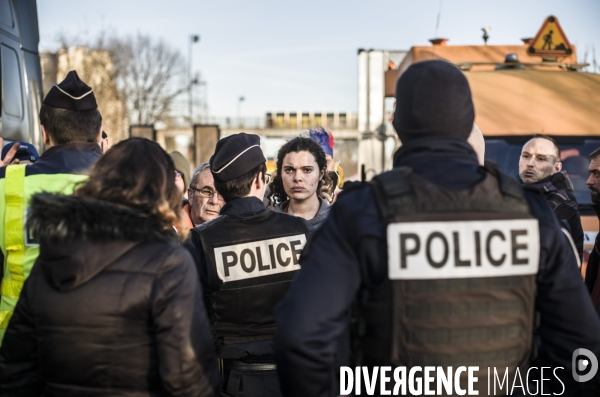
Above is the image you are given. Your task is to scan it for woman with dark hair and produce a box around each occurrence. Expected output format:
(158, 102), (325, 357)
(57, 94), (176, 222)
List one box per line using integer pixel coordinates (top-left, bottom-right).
(0, 138), (219, 396)
(269, 137), (331, 228)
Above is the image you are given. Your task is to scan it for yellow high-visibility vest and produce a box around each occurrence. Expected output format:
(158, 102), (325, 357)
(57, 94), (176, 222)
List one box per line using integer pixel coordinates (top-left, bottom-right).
(0, 164), (88, 343)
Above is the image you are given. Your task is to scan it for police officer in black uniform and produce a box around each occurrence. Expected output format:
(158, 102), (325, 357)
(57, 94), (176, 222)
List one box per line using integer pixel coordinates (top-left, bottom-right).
(274, 60), (600, 397)
(185, 133), (313, 397)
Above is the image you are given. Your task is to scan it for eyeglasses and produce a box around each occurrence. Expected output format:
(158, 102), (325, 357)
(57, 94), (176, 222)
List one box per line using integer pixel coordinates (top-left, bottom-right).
(189, 186), (225, 201)
(265, 173), (272, 185)
(174, 171), (183, 181)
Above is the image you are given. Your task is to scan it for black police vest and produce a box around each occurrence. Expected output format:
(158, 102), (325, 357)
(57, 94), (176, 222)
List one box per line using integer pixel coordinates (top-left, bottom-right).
(198, 209), (311, 345)
(355, 165), (539, 396)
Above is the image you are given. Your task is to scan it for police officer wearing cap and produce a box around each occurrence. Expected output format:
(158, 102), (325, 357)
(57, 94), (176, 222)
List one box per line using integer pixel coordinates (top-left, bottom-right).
(274, 60), (600, 396)
(0, 71), (103, 343)
(1, 142), (40, 165)
(185, 133), (313, 397)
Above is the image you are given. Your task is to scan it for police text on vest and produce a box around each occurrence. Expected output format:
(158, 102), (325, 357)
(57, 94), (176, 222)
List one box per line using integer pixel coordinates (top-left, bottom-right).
(387, 220), (540, 279)
(214, 234), (307, 282)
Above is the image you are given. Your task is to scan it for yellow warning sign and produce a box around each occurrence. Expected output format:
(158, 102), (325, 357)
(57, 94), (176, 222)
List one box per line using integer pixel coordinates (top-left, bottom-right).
(528, 15), (572, 56)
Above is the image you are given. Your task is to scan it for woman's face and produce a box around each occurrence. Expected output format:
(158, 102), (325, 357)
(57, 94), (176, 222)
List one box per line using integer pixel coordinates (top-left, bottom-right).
(281, 151), (324, 202)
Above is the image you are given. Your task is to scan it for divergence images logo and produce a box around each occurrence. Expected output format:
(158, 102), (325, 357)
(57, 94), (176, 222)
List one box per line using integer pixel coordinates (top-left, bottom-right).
(572, 348), (598, 382)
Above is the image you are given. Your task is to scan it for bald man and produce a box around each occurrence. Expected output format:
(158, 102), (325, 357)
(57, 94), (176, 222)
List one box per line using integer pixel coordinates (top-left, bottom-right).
(519, 135), (583, 261)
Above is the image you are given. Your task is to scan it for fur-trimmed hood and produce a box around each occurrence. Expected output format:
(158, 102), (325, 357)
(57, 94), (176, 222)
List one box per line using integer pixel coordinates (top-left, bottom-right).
(27, 192), (180, 291)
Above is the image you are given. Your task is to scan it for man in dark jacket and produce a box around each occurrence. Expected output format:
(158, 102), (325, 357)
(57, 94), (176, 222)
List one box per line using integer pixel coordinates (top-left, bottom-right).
(274, 60), (600, 397)
(0, 71), (103, 343)
(519, 135), (584, 261)
(581, 147), (600, 396)
(585, 148), (600, 307)
(185, 133), (312, 397)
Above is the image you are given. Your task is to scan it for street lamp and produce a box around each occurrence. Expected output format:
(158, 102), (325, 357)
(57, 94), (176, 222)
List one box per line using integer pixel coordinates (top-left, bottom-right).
(188, 34), (200, 125)
(237, 96), (245, 127)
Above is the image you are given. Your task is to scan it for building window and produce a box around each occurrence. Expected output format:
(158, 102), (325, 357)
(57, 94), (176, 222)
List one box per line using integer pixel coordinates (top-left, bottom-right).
(289, 113), (297, 129)
(338, 113), (347, 129)
(301, 113), (310, 128)
(313, 113), (322, 127)
(275, 113), (285, 129)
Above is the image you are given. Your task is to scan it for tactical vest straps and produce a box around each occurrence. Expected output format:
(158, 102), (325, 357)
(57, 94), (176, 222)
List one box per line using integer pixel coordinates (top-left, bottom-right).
(484, 161), (526, 202)
(0, 165), (28, 331)
(2, 165), (28, 297)
(371, 164), (530, 221)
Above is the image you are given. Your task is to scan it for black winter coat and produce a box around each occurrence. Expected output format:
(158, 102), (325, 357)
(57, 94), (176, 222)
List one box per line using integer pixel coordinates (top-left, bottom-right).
(0, 193), (219, 397)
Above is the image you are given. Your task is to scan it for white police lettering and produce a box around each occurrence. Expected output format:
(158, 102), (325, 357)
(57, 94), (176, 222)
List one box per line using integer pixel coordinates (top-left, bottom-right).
(214, 234), (307, 282)
(388, 220), (539, 280)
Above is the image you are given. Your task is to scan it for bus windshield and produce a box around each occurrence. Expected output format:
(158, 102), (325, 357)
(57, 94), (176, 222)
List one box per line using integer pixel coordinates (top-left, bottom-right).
(484, 136), (600, 211)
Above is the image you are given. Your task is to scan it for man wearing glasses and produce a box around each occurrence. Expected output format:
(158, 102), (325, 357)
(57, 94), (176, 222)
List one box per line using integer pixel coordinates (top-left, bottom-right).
(185, 133), (312, 397)
(187, 162), (225, 226)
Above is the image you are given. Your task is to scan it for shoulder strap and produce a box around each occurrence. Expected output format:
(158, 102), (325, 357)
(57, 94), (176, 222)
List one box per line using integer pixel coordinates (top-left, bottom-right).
(371, 165), (530, 223)
(482, 161), (525, 202)
(371, 167), (412, 198)
(4, 165), (27, 253)
(2, 164), (28, 300)
(370, 167), (416, 220)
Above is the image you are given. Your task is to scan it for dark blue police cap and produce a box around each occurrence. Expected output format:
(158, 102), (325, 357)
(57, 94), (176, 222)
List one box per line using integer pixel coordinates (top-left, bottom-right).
(210, 133), (266, 182)
(43, 70), (98, 111)
(2, 141), (40, 163)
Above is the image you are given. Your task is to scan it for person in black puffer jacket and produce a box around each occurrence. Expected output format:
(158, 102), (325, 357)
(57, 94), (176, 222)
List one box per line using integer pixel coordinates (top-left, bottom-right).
(0, 138), (219, 397)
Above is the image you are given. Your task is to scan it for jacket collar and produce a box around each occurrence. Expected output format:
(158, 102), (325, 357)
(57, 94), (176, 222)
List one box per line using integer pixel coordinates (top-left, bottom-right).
(392, 136), (484, 190)
(221, 196), (266, 217)
(41, 142), (102, 160)
(526, 172), (572, 192)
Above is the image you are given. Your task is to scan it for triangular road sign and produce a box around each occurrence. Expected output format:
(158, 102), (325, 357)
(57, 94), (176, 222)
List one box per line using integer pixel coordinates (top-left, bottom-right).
(528, 16), (572, 56)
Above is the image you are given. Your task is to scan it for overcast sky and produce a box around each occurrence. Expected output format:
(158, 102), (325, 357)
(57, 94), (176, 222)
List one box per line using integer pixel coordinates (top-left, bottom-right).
(38, 0), (600, 119)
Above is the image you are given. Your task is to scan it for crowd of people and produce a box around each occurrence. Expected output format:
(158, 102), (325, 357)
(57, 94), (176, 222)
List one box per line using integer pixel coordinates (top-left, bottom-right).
(0, 61), (599, 397)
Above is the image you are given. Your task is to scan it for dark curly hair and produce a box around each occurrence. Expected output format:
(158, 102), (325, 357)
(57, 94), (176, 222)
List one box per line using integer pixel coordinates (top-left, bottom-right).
(269, 137), (330, 204)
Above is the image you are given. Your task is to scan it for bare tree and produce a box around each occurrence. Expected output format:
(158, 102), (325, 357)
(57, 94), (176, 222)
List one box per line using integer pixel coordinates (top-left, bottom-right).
(50, 31), (128, 142)
(105, 34), (189, 125)
(45, 31), (189, 139)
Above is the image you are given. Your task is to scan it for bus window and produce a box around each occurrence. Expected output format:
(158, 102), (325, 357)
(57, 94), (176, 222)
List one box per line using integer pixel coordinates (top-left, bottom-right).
(485, 136), (600, 209)
(1, 44), (24, 120)
(0, 0), (14, 30)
